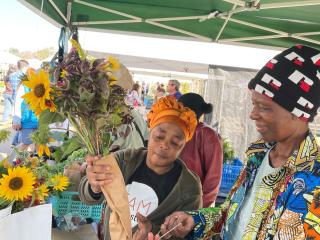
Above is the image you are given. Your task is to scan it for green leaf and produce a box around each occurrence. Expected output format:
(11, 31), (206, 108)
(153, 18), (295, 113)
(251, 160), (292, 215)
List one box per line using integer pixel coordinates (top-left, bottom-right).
(39, 110), (65, 125)
(51, 148), (64, 162)
(0, 130), (10, 143)
(60, 137), (83, 161)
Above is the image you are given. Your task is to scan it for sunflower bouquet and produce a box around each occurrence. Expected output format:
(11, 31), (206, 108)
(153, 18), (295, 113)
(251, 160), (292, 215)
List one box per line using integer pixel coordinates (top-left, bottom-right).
(21, 40), (131, 157)
(0, 155), (69, 213)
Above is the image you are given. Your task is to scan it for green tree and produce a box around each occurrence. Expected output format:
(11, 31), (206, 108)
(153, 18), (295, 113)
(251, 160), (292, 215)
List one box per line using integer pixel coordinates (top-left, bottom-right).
(9, 48), (20, 56)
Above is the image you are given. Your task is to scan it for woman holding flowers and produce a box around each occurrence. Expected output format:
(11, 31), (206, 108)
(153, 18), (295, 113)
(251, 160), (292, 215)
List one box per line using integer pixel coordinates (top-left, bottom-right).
(79, 96), (202, 240)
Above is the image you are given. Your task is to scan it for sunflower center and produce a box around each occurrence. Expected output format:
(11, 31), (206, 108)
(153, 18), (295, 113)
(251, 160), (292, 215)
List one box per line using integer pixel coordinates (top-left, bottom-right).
(9, 177), (23, 190)
(34, 84), (46, 97)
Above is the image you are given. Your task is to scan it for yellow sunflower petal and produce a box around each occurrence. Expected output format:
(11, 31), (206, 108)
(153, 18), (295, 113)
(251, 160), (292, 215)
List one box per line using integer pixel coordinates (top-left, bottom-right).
(0, 166), (36, 201)
(44, 145), (51, 157)
(51, 175), (69, 191)
(23, 81), (35, 89)
(38, 145), (44, 157)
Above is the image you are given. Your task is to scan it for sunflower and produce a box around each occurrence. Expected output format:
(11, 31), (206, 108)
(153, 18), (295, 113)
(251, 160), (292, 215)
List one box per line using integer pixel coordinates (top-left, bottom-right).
(22, 69), (52, 112)
(0, 166), (36, 201)
(37, 138), (54, 157)
(45, 99), (57, 112)
(37, 184), (49, 201)
(50, 175), (69, 191)
(108, 56), (120, 70)
(29, 157), (40, 168)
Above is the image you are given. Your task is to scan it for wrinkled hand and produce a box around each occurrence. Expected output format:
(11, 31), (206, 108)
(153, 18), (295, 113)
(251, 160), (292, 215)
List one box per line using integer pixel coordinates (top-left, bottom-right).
(12, 124), (21, 131)
(133, 212), (152, 240)
(85, 155), (113, 193)
(159, 211), (195, 239)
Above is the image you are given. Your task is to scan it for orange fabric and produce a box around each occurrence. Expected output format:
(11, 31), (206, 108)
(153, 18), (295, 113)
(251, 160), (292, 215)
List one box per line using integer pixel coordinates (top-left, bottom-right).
(147, 96), (197, 141)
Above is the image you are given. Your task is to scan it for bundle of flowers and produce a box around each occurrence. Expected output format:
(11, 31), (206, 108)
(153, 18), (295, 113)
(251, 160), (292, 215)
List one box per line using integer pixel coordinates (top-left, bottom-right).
(21, 40), (132, 156)
(0, 154), (69, 213)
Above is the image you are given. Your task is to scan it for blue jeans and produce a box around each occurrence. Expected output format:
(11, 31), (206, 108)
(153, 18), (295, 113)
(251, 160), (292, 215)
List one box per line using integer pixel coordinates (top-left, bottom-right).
(1, 93), (13, 121)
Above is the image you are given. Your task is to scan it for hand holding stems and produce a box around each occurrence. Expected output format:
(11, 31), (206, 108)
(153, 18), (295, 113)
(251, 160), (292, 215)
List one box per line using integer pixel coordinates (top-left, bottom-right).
(133, 212), (152, 240)
(147, 211), (195, 239)
(85, 155), (113, 193)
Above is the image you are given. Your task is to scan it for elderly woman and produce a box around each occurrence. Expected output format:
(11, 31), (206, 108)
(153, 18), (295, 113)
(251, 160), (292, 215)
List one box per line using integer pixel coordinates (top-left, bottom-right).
(79, 96), (202, 240)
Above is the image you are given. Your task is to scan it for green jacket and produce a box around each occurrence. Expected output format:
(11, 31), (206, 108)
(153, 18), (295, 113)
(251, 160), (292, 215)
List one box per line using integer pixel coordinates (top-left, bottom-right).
(79, 148), (202, 240)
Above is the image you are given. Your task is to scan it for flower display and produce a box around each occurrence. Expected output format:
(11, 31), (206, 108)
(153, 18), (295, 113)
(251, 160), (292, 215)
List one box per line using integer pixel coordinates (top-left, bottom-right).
(0, 153), (69, 212)
(0, 166), (35, 201)
(49, 175), (69, 191)
(21, 40), (132, 156)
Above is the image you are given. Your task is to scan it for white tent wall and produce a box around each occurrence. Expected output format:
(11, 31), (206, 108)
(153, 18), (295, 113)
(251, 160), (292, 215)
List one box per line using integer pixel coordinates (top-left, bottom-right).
(205, 65), (320, 160)
(205, 65), (259, 161)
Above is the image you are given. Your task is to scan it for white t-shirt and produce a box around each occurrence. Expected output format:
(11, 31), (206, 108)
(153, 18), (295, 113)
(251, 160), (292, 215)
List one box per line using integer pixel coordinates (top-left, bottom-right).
(228, 148), (279, 239)
(126, 181), (159, 227)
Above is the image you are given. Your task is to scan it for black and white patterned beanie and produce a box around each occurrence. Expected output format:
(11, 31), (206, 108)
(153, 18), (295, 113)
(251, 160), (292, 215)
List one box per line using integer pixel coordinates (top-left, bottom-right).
(248, 45), (320, 122)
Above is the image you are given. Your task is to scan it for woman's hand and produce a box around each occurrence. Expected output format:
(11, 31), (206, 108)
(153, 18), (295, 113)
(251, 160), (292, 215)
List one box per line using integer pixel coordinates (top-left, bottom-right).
(159, 211), (195, 239)
(85, 155), (113, 193)
(147, 232), (160, 240)
(133, 212), (152, 240)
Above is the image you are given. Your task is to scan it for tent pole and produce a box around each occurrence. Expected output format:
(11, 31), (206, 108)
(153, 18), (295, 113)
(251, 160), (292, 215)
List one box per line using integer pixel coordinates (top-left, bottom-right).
(295, 31), (320, 37)
(48, 0), (68, 23)
(73, 20), (141, 26)
(220, 34), (285, 43)
(261, 0), (320, 10)
(74, 0), (141, 21)
(222, 0), (245, 6)
(216, 5), (237, 42)
(146, 20), (212, 41)
(217, 73), (226, 134)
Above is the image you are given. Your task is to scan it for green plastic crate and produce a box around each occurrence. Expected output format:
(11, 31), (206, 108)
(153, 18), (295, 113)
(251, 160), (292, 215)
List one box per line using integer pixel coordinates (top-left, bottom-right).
(51, 191), (104, 222)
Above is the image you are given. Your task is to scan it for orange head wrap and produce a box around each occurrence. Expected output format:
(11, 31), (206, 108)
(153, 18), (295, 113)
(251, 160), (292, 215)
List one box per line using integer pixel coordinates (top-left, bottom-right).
(147, 96), (197, 141)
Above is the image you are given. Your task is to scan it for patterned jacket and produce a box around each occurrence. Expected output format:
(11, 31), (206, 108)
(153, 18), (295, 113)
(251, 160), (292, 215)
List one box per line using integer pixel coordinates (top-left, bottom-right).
(188, 132), (320, 240)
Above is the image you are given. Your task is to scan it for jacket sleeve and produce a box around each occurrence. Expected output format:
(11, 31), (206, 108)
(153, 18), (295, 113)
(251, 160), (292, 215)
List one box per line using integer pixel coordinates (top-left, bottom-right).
(78, 176), (105, 205)
(201, 128), (223, 207)
(186, 206), (225, 240)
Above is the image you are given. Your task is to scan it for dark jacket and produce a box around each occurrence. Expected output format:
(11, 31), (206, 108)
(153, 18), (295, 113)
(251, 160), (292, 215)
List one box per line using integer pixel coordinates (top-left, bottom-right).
(79, 148), (202, 240)
(180, 123), (223, 207)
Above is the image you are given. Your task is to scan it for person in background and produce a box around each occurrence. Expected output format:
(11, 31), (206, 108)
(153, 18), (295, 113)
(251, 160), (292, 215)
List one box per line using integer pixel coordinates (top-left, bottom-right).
(166, 79), (182, 99)
(8, 60), (29, 101)
(111, 64), (149, 150)
(1, 64), (18, 123)
(179, 93), (223, 207)
(79, 96), (202, 240)
(127, 83), (141, 107)
(148, 45), (320, 240)
(12, 68), (38, 151)
(154, 87), (166, 103)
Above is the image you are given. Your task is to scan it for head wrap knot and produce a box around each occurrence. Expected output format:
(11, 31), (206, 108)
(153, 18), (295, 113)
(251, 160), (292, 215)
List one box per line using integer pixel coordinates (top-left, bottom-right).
(147, 96), (197, 141)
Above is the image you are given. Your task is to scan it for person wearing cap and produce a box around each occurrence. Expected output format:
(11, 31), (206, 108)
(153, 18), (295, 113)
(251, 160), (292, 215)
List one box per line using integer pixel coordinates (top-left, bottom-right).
(179, 93), (223, 208)
(79, 96), (202, 240)
(148, 45), (320, 240)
